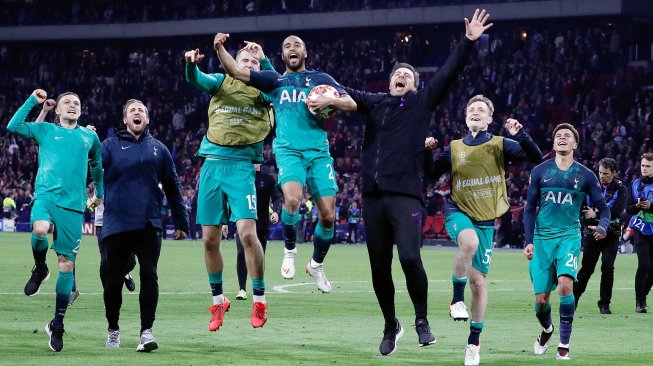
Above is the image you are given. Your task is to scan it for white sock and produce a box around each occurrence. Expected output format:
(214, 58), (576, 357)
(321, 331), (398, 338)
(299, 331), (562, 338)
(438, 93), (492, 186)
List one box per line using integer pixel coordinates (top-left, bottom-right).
(544, 325), (553, 333)
(213, 294), (224, 305)
(253, 295), (266, 303)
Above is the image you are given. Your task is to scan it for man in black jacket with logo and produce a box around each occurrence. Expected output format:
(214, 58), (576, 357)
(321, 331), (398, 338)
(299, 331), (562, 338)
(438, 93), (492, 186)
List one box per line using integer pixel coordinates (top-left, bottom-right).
(574, 158), (627, 314)
(101, 99), (189, 352)
(343, 9), (492, 357)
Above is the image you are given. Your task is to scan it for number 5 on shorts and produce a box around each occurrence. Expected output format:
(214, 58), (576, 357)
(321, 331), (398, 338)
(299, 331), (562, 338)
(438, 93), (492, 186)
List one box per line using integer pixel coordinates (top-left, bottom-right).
(482, 248), (492, 264)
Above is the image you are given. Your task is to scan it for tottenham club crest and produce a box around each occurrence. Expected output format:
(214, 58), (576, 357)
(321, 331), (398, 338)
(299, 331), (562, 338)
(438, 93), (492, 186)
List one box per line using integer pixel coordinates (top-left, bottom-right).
(305, 76), (311, 87)
(153, 146), (158, 156)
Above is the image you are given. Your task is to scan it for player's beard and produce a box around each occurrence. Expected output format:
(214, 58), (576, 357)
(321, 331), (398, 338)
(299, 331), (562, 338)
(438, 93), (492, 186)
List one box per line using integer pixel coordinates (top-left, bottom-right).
(284, 55), (305, 71)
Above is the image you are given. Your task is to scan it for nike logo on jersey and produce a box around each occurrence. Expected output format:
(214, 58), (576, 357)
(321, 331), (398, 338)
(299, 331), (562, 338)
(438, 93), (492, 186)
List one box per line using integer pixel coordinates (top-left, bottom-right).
(411, 212), (420, 217)
(279, 89), (307, 104)
(542, 178), (551, 182)
(121, 145), (132, 150)
(54, 136), (64, 140)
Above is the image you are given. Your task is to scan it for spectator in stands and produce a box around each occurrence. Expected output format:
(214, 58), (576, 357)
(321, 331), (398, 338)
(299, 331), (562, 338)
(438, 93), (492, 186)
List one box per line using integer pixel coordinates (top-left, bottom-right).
(422, 188), (440, 238)
(347, 201), (361, 244)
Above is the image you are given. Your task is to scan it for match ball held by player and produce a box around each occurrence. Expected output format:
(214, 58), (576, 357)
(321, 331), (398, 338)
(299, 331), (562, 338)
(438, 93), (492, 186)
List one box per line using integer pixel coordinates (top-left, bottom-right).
(307, 84), (339, 119)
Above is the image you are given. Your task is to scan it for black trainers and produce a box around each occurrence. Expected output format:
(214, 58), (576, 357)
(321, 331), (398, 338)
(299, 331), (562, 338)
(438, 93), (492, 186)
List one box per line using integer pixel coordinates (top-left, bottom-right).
(636, 300), (647, 313)
(598, 302), (612, 314)
(24, 264), (50, 296)
(124, 274), (136, 292)
(415, 319), (436, 346)
(379, 320), (404, 356)
(45, 321), (64, 352)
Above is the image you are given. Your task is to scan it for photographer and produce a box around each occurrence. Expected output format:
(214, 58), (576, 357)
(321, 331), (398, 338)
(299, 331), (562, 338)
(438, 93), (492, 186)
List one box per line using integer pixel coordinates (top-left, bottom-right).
(574, 158), (627, 314)
(626, 153), (653, 313)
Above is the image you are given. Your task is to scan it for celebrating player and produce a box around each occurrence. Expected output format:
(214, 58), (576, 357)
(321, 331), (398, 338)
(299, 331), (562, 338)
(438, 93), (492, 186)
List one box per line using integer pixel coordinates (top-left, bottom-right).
(7, 89), (103, 352)
(185, 40), (273, 330)
(523, 123), (610, 360)
(216, 33), (356, 293)
(431, 94), (541, 365)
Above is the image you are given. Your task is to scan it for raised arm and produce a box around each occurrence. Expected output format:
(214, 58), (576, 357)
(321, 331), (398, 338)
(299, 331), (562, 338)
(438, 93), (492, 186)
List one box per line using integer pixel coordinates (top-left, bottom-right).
(502, 118), (543, 163)
(7, 89), (47, 139)
(184, 48), (223, 94)
(420, 9), (493, 109)
(243, 41), (277, 72)
(35, 99), (55, 122)
(214, 33), (251, 83)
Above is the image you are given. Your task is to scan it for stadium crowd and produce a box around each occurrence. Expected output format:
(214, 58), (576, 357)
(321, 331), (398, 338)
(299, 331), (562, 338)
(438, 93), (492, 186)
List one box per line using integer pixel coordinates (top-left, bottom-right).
(1, 0), (527, 26)
(1, 21), (652, 245)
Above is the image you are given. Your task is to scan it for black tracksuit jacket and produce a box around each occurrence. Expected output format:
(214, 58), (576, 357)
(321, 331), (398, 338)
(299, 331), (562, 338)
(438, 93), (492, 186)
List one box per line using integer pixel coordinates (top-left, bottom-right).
(344, 37), (474, 201)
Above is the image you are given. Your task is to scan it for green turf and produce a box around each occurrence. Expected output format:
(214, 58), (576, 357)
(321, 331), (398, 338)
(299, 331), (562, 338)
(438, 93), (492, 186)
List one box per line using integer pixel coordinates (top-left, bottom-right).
(0, 232), (648, 365)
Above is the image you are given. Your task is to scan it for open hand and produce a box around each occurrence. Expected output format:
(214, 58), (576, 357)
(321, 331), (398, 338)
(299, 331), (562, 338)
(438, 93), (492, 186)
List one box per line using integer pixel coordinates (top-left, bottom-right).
(465, 9), (493, 41)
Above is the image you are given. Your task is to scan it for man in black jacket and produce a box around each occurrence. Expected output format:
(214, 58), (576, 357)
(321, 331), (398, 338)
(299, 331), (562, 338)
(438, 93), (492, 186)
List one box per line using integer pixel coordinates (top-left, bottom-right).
(343, 9), (492, 357)
(574, 158), (627, 314)
(101, 99), (189, 352)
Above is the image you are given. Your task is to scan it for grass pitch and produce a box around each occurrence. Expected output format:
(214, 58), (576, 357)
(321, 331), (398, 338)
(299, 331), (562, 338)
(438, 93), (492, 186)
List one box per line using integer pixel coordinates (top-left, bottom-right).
(0, 232), (649, 365)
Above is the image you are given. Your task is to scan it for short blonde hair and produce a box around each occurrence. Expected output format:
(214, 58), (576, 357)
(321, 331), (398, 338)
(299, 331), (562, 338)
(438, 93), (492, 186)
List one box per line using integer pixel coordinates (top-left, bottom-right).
(466, 94), (494, 116)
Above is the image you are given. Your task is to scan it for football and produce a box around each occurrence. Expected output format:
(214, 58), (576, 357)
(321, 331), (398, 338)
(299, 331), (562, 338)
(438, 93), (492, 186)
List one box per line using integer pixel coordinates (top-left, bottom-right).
(307, 84), (340, 119)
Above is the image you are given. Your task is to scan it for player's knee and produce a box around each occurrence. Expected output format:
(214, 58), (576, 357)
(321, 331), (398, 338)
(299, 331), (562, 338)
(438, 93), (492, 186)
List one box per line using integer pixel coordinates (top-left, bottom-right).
(398, 251), (421, 268)
(57, 259), (74, 272)
(535, 297), (549, 308)
(460, 240), (479, 255)
(557, 278), (573, 295)
(33, 225), (48, 237)
(239, 230), (258, 246)
(203, 234), (220, 250)
(284, 196), (301, 211)
(319, 213), (335, 228)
